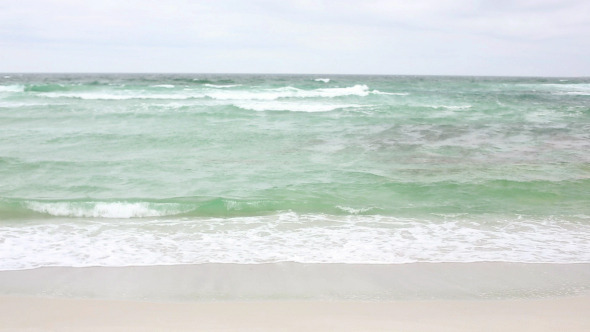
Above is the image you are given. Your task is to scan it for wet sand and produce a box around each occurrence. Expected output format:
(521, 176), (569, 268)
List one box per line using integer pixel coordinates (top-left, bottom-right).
(1, 263), (589, 331)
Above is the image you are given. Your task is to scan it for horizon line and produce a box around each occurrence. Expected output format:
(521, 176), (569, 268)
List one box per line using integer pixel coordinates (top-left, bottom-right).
(1, 72), (588, 79)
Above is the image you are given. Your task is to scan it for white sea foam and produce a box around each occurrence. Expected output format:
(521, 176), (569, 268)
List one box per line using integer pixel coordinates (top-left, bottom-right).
(335, 206), (375, 214)
(0, 102), (56, 108)
(556, 91), (590, 96)
(531, 83), (590, 95)
(207, 84), (370, 100)
(1, 213), (589, 270)
(421, 104), (472, 110)
(543, 83), (590, 89)
(0, 85), (24, 93)
(314, 78), (330, 83)
(371, 90), (409, 96)
(38, 92), (200, 100)
(36, 85), (370, 101)
(25, 201), (185, 218)
(151, 84), (175, 88)
(204, 84), (242, 88)
(234, 101), (365, 112)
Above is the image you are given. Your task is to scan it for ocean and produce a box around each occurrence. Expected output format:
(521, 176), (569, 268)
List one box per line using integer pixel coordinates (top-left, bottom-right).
(1, 74), (589, 272)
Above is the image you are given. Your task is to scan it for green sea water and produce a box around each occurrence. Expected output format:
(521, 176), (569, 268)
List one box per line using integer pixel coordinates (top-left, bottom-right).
(1, 74), (589, 268)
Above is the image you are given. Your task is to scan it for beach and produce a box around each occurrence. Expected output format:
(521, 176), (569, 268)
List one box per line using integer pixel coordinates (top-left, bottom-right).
(2, 295), (590, 331)
(1, 263), (589, 330)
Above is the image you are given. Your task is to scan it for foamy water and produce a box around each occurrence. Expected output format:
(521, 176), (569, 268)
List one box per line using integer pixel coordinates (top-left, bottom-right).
(1, 74), (589, 271)
(2, 213), (589, 270)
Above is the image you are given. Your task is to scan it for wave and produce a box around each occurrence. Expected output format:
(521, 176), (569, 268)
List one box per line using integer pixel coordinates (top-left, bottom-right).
(25, 201), (188, 218)
(24, 84), (74, 92)
(419, 104), (472, 110)
(314, 78), (330, 83)
(204, 84), (242, 88)
(0, 85), (24, 93)
(554, 92), (590, 96)
(150, 84), (175, 88)
(233, 101), (366, 112)
(371, 90), (409, 96)
(1, 178), (586, 219)
(206, 84), (370, 100)
(527, 83), (590, 95)
(335, 206), (376, 214)
(2, 211), (589, 270)
(0, 199), (186, 219)
(0, 102), (57, 108)
(0, 197), (378, 219)
(0, 198), (280, 219)
(34, 84), (371, 101)
(38, 92), (199, 100)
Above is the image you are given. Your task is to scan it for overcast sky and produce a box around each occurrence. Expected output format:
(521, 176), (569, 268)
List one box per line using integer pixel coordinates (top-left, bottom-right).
(1, 0), (589, 76)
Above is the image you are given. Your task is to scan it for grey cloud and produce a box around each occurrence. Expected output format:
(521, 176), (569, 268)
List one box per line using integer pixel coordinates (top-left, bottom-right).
(0, 0), (588, 75)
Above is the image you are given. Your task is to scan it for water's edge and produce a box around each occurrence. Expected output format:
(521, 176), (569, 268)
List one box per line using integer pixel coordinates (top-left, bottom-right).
(1, 262), (588, 301)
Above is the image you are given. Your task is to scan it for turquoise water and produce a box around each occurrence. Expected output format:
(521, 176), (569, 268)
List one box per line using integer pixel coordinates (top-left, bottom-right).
(1, 74), (589, 269)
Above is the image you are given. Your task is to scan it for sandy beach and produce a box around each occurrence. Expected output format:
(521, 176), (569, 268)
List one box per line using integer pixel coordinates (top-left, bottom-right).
(1, 295), (589, 331)
(0, 263), (589, 331)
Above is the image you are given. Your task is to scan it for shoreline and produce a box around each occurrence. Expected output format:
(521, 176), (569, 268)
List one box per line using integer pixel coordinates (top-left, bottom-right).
(1, 295), (590, 331)
(1, 262), (589, 301)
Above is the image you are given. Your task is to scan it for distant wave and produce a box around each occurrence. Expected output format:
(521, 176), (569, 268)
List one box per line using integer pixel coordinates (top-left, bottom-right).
(0, 102), (58, 108)
(419, 104), (472, 110)
(35, 84), (371, 101)
(233, 102), (366, 112)
(38, 92), (199, 100)
(314, 78), (330, 83)
(554, 92), (590, 96)
(371, 90), (409, 96)
(204, 84), (242, 88)
(207, 84), (370, 100)
(524, 83), (590, 95)
(0, 85), (24, 93)
(150, 84), (175, 88)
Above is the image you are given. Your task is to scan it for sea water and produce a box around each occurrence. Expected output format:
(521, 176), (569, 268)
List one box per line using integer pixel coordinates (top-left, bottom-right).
(1, 74), (589, 271)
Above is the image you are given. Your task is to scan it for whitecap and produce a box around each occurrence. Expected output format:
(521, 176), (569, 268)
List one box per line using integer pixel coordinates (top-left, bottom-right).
(0, 85), (24, 93)
(371, 90), (409, 96)
(205, 84), (370, 101)
(555, 92), (590, 96)
(234, 101), (365, 112)
(336, 206), (374, 214)
(204, 84), (242, 88)
(421, 104), (472, 110)
(25, 201), (186, 218)
(38, 92), (202, 100)
(151, 84), (175, 88)
(36, 85), (369, 101)
(314, 78), (330, 83)
(0, 102), (55, 108)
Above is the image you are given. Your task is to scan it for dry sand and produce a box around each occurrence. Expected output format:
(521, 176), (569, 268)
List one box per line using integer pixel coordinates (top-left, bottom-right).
(1, 295), (589, 332)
